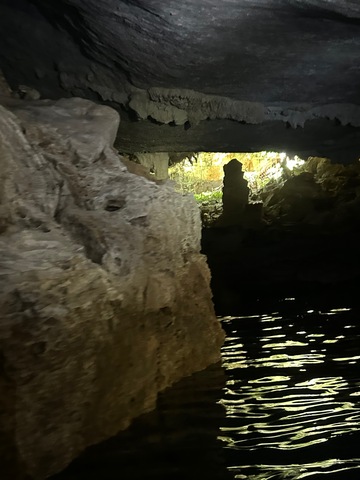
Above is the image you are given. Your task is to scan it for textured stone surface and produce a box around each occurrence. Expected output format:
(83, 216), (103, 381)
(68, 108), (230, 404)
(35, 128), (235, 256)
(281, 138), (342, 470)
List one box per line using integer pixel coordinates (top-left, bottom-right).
(133, 152), (170, 180)
(0, 97), (224, 479)
(0, 1), (360, 157)
(116, 116), (360, 163)
(129, 88), (265, 126)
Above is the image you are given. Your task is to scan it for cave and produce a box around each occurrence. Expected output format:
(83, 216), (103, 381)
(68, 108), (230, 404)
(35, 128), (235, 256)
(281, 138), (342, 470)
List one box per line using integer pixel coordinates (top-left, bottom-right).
(1, 1), (360, 479)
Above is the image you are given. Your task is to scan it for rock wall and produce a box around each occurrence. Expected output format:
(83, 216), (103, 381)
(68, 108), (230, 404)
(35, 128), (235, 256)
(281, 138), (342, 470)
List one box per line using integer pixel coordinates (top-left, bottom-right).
(129, 88), (265, 126)
(0, 96), (224, 479)
(1, 1), (360, 162)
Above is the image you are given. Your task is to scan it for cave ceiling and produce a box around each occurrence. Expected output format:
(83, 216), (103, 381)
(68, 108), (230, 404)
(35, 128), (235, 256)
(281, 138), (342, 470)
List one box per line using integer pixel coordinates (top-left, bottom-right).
(1, 0), (360, 160)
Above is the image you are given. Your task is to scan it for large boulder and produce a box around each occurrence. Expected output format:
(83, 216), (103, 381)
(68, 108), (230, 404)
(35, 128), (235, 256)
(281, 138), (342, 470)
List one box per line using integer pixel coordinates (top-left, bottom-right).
(0, 97), (224, 479)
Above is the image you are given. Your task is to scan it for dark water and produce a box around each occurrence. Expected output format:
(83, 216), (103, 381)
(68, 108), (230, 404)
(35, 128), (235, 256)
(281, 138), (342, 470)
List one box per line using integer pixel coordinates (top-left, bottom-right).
(53, 300), (360, 480)
(220, 301), (360, 479)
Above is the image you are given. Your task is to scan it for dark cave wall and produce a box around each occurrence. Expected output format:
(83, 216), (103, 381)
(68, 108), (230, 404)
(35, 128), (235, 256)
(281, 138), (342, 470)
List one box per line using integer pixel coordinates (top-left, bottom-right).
(1, 0), (360, 160)
(116, 115), (360, 164)
(6, 0), (360, 104)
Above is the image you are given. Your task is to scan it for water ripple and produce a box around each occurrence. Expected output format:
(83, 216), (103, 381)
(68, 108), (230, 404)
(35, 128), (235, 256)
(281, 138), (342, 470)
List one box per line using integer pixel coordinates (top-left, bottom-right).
(229, 458), (360, 480)
(219, 305), (360, 479)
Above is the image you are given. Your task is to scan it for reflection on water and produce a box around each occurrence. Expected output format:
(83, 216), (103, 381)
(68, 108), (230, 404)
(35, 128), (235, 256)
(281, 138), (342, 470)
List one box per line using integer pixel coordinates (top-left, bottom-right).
(51, 364), (232, 480)
(51, 302), (360, 480)
(219, 305), (360, 479)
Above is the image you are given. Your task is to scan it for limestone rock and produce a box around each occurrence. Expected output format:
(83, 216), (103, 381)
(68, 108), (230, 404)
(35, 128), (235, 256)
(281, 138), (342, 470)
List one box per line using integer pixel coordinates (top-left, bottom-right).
(133, 152), (170, 180)
(260, 157), (360, 230)
(129, 88), (264, 126)
(216, 159), (250, 227)
(0, 69), (12, 97)
(1, 1), (360, 159)
(17, 85), (41, 100)
(0, 98), (224, 479)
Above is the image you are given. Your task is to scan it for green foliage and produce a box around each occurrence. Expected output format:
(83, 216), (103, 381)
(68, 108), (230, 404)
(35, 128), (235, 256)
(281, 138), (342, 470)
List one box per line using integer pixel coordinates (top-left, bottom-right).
(194, 190), (223, 203)
(169, 153), (224, 194)
(169, 150), (307, 227)
(194, 190), (223, 227)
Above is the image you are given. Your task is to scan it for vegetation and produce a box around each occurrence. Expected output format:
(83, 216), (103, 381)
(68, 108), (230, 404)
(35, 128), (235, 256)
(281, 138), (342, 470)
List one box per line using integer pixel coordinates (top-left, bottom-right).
(169, 151), (306, 227)
(194, 190), (223, 203)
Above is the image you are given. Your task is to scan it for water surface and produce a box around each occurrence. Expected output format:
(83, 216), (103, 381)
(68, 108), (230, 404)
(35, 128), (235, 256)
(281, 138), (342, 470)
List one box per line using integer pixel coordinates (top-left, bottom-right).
(220, 301), (360, 479)
(53, 300), (360, 480)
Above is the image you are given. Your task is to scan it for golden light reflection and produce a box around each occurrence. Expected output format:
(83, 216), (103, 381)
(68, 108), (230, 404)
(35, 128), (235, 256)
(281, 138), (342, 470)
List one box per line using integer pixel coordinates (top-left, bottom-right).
(263, 326), (283, 331)
(333, 356), (360, 362)
(229, 458), (360, 480)
(219, 308), (360, 478)
(261, 340), (308, 348)
(260, 335), (286, 341)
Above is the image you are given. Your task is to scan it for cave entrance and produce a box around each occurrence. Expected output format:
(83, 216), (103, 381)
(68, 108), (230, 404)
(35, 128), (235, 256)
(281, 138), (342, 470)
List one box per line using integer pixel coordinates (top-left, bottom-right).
(166, 151), (360, 313)
(124, 150), (360, 312)
(168, 151), (306, 228)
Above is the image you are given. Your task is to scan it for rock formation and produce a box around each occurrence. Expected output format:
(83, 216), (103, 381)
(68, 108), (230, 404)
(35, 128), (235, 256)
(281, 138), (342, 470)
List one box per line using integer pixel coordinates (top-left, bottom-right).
(0, 95), (224, 479)
(1, 1), (360, 160)
(132, 152), (170, 180)
(1, 0), (360, 475)
(216, 159), (250, 227)
(203, 156), (360, 314)
(215, 159), (263, 229)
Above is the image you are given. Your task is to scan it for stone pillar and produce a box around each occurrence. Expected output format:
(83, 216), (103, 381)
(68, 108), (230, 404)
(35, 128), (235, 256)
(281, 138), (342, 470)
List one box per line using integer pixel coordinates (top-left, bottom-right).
(217, 158), (249, 227)
(135, 153), (169, 180)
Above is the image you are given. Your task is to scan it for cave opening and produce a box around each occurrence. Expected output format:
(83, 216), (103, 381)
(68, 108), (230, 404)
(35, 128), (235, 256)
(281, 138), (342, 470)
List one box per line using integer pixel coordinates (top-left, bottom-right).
(168, 150), (307, 227)
(161, 150), (360, 315)
(122, 149), (360, 315)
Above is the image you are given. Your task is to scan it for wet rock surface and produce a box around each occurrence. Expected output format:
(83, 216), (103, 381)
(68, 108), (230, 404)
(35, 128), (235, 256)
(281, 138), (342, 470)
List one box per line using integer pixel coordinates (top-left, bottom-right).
(0, 96), (224, 479)
(50, 363), (232, 480)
